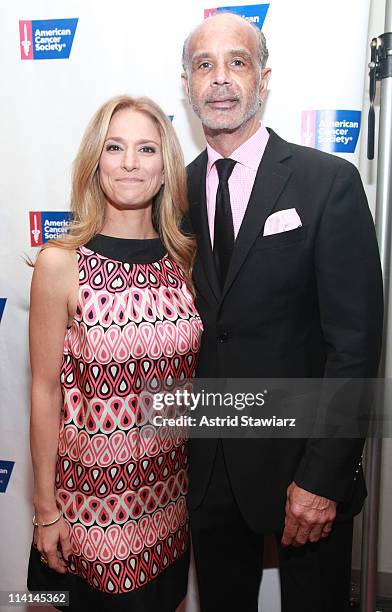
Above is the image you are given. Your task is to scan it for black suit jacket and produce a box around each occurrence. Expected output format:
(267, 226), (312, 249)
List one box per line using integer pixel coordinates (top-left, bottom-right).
(186, 129), (383, 532)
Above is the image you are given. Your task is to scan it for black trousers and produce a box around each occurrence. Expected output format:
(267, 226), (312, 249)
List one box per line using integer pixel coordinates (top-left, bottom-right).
(190, 442), (354, 612)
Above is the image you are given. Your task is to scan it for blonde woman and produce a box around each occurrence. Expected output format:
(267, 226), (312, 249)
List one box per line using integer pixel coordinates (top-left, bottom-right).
(27, 95), (203, 611)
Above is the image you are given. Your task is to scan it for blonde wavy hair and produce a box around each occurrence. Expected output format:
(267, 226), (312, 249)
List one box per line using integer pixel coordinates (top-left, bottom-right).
(45, 95), (195, 291)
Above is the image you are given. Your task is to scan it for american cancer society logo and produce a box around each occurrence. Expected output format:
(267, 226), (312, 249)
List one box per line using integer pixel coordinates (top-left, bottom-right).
(302, 110), (361, 154)
(30, 211), (72, 246)
(204, 4), (269, 26)
(19, 18), (78, 60)
(0, 298), (6, 323)
(0, 461), (15, 494)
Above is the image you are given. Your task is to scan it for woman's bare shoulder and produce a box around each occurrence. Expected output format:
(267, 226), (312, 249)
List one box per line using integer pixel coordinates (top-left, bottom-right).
(33, 246), (78, 290)
(36, 245), (75, 267)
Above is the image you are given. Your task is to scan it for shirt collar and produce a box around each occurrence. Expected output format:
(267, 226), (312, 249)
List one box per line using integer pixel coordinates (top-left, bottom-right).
(206, 122), (269, 176)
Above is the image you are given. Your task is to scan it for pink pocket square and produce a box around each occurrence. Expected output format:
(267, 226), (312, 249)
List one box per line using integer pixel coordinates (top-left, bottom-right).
(263, 208), (302, 236)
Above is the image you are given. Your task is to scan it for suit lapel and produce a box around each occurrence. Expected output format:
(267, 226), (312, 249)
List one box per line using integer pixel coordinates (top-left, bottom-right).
(188, 131), (293, 304)
(188, 151), (221, 302)
(220, 130), (292, 302)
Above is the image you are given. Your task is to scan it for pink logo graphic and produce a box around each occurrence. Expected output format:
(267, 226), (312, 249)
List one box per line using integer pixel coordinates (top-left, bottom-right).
(29, 212), (42, 246)
(19, 20), (33, 60)
(301, 110), (316, 147)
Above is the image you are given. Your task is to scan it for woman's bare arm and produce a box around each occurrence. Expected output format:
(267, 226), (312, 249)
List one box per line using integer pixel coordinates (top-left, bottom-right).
(29, 246), (77, 572)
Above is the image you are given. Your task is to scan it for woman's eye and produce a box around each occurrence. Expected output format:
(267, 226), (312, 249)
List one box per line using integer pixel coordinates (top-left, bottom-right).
(139, 146), (155, 153)
(106, 144), (121, 151)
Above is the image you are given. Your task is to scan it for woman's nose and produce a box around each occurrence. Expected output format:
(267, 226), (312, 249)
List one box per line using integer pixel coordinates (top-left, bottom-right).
(121, 149), (138, 171)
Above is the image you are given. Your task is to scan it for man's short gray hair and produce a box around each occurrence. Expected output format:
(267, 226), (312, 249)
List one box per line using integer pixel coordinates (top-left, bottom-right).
(181, 13), (269, 74)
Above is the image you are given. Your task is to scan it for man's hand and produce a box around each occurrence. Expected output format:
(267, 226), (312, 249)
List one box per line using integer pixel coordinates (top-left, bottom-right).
(281, 481), (336, 547)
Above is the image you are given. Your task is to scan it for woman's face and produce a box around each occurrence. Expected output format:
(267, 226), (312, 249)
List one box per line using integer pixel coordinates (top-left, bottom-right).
(99, 108), (164, 210)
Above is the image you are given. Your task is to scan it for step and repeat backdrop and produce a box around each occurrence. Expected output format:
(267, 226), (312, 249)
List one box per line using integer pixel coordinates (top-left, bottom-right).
(0, 1), (371, 610)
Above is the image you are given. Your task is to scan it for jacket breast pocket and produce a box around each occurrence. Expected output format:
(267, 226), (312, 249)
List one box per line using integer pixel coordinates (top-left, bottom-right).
(254, 226), (308, 251)
(249, 226), (310, 297)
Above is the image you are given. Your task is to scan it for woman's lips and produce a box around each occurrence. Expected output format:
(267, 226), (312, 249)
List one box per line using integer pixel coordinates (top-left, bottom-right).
(116, 178), (143, 183)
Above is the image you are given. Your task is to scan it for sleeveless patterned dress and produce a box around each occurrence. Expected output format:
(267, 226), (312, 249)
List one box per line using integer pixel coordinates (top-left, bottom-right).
(28, 235), (203, 612)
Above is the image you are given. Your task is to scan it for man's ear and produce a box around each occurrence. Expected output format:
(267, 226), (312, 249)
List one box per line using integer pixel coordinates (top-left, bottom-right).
(260, 67), (271, 99)
(181, 71), (191, 101)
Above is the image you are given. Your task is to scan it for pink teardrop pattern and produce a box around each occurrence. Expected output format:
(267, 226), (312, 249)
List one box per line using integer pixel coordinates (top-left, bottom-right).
(55, 246), (201, 593)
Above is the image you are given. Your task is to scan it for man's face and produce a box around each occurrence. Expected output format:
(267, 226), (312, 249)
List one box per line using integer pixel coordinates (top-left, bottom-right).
(182, 16), (270, 131)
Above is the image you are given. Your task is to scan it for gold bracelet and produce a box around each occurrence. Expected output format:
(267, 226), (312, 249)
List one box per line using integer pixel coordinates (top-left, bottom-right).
(32, 510), (63, 527)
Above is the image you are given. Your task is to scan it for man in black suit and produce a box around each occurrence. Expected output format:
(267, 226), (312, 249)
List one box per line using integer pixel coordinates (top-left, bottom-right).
(181, 11), (383, 612)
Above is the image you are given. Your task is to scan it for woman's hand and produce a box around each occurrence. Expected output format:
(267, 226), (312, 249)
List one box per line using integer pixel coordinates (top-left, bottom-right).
(34, 516), (72, 574)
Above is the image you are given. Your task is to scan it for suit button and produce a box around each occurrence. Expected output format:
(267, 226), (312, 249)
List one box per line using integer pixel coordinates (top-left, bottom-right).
(218, 331), (229, 343)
